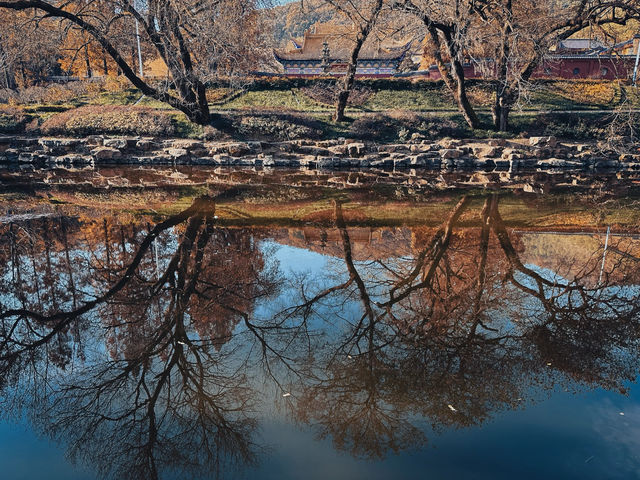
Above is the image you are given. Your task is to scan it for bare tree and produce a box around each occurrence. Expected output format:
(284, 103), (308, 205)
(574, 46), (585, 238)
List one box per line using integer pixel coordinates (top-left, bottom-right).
(0, 32), (17, 89)
(0, 0), (267, 125)
(0, 9), (60, 88)
(323, 0), (386, 122)
(476, 0), (640, 131)
(396, 0), (481, 128)
(397, 0), (640, 131)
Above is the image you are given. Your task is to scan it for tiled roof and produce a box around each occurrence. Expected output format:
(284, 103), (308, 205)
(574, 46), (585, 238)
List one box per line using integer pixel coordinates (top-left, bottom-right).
(555, 35), (639, 56)
(274, 23), (410, 62)
(557, 38), (606, 51)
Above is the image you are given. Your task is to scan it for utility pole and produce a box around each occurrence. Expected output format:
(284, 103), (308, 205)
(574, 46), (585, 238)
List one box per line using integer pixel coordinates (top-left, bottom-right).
(633, 35), (640, 86)
(598, 226), (611, 285)
(135, 18), (144, 77)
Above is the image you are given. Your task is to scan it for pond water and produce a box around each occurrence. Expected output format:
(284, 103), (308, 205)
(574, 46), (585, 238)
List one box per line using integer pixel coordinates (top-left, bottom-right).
(1, 168), (640, 479)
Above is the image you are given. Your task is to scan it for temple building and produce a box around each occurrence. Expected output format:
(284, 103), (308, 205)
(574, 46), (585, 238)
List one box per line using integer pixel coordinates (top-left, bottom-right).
(405, 34), (640, 81)
(274, 24), (411, 77)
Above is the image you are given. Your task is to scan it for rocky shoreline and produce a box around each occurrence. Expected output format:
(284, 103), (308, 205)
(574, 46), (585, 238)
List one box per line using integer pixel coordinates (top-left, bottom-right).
(0, 135), (638, 171)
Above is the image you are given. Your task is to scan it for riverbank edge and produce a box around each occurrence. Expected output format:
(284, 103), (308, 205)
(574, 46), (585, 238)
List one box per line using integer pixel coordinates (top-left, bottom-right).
(1, 135), (638, 171)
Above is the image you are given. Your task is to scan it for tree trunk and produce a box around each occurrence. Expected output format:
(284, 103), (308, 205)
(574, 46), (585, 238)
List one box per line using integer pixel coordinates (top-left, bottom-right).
(84, 43), (93, 78)
(1, 60), (15, 89)
(334, 60), (358, 122)
(492, 0), (512, 132)
(426, 24), (479, 130)
(175, 76), (211, 125)
(452, 58), (480, 129)
(1, 65), (11, 89)
(0, 35), (16, 89)
(492, 52), (543, 132)
(333, 34), (363, 122)
(492, 98), (510, 132)
(131, 46), (137, 76)
(333, 0), (383, 122)
(19, 63), (26, 88)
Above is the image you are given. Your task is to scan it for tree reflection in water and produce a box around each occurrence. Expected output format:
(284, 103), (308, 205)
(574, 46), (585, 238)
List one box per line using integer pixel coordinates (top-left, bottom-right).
(0, 197), (275, 479)
(0, 194), (639, 478)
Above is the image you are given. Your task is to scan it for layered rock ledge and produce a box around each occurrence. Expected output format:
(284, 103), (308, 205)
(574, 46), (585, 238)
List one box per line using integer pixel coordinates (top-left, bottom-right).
(1, 135), (638, 171)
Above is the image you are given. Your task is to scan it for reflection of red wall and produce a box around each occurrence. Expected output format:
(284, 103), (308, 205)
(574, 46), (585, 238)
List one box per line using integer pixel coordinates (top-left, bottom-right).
(415, 57), (635, 81)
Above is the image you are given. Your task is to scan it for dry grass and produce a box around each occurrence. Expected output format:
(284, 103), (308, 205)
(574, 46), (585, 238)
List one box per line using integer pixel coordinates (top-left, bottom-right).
(41, 105), (176, 136)
(551, 80), (619, 105)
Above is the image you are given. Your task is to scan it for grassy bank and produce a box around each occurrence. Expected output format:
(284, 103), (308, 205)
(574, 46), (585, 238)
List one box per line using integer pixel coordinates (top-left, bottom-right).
(1, 78), (639, 141)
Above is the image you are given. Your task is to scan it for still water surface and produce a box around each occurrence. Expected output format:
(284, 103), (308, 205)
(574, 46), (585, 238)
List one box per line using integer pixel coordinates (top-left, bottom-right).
(1, 170), (640, 479)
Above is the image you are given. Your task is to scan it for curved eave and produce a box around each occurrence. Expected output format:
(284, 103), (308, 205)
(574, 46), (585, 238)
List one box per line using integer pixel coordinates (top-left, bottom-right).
(274, 42), (412, 63)
(273, 49), (289, 62)
(274, 53), (406, 64)
(546, 54), (637, 60)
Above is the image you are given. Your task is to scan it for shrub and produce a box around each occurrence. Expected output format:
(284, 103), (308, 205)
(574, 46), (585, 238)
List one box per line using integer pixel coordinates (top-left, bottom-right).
(239, 76), (446, 93)
(41, 105), (176, 136)
(349, 110), (462, 141)
(0, 79), (125, 106)
(466, 84), (494, 107)
(234, 113), (323, 140)
(302, 84), (373, 107)
(2, 82), (90, 105)
(601, 110), (640, 146)
(542, 119), (600, 139)
(206, 88), (234, 104)
(0, 106), (28, 133)
(200, 125), (228, 141)
(0, 88), (18, 104)
(534, 112), (607, 139)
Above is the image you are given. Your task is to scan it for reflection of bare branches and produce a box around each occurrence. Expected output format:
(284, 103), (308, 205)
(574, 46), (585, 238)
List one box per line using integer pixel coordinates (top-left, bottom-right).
(287, 193), (640, 458)
(1, 193), (640, 474)
(0, 197), (216, 362)
(384, 195), (470, 310)
(0, 196), (271, 479)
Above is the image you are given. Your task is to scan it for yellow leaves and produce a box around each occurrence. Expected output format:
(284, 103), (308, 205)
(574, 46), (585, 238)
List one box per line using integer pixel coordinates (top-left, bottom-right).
(145, 57), (169, 78)
(551, 80), (618, 105)
(103, 76), (131, 93)
(58, 28), (118, 77)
